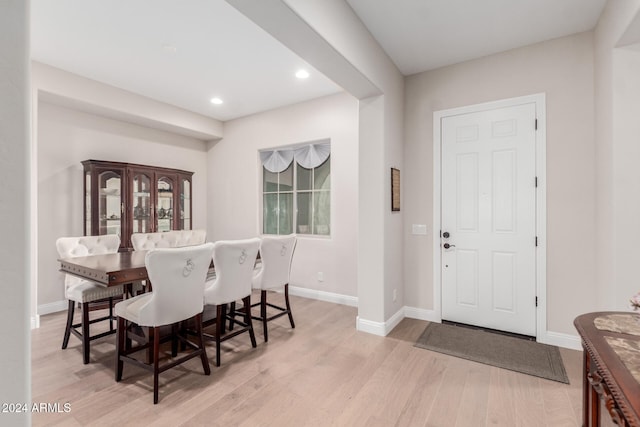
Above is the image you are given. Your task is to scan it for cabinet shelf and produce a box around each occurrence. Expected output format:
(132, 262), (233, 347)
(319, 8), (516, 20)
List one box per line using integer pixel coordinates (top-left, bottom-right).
(100, 189), (121, 196)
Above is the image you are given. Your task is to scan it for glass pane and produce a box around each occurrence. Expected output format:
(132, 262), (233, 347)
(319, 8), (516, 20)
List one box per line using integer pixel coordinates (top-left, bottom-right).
(279, 193), (293, 234)
(181, 178), (191, 230)
(296, 192), (312, 234)
(297, 163), (312, 191)
(263, 194), (278, 234)
(279, 163), (293, 191)
(98, 171), (121, 237)
(314, 191), (330, 235)
(157, 177), (173, 232)
(314, 157), (331, 190)
(132, 173), (152, 234)
(85, 172), (91, 236)
(263, 168), (278, 192)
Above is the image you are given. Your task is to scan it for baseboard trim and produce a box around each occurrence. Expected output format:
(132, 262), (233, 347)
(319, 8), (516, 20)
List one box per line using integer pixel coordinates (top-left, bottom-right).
(288, 286), (358, 307)
(31, 315), (40, 330)
(356, 316), (385, 336)
(404, 306), (440, 322)
(38, 300), (68, 316)
(356, 307), (405, 337)
(539, 330), (582, 351)
(385, 307), (405, 334)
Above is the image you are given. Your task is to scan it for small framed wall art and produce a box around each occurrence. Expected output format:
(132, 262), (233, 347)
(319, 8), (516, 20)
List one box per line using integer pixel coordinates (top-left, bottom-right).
(391, 167), (400, 211)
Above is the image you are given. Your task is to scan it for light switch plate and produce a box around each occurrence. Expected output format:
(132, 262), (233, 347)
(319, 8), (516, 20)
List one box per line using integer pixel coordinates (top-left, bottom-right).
(412, 224), (427, 235)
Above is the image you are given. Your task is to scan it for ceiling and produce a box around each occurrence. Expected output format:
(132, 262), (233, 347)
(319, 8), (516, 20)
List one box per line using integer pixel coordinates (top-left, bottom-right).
(31, 0), (607, 122)
(347, 0), (607, 75)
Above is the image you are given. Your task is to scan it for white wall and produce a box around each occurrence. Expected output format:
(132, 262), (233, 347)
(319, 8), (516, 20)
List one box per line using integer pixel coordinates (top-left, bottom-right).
(404, 32), (596, 336)
(0, 1), (30, 424)
(37, 101), (208, 310)
(594, 0), (640, 311)
(612, 44), (640, 307)
(207, 92), (359, 298)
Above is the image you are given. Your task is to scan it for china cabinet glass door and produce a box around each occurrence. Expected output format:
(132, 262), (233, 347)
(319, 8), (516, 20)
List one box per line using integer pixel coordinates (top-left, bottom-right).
(98, 171), (122, 237)
(132, 172), (152, 234)
(156, 176), (174, 232)
(180, 177), (191, 230)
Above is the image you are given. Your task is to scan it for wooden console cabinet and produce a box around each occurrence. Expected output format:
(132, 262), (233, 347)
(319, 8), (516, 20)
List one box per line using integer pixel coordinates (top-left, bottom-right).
(574, 312), (640, 427)
(83, 160), (193, 250)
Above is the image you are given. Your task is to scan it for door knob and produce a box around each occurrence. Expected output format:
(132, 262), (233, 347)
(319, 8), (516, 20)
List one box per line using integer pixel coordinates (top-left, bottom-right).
(443, 243), (456, 249)
(442, 231), (450, 238)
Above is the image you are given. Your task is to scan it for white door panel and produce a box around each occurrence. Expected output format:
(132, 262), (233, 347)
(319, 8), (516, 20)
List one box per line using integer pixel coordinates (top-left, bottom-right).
(441, 103), (537, 336)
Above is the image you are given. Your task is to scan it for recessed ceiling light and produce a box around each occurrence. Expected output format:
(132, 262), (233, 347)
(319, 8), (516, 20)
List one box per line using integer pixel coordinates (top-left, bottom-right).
(210, 97), (223, 105)
(295, 69), (310, 79)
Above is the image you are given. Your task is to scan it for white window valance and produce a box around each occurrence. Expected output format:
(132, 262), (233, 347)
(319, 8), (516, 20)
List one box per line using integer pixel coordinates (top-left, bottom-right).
(260, 149), (294, 173)
(260, 141), (330, 173)
(293, 142), (331, 169)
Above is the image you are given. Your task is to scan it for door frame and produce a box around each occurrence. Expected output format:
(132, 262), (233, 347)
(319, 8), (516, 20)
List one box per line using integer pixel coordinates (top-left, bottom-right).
(432, 93), (547, 341)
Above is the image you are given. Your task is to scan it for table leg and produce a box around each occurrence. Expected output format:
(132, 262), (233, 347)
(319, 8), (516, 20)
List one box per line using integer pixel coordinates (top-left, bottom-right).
(585, 350), (601, 427)
(583, 349), (589, 427)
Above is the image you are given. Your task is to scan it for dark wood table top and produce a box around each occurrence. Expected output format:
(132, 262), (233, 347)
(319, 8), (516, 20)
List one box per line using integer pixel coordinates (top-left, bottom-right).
(574, 311), (640, 426)
(59, 250), (149, 286)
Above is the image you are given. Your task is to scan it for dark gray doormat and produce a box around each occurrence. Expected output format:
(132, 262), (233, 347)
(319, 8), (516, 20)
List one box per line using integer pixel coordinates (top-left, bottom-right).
(414, 323), (569, 384)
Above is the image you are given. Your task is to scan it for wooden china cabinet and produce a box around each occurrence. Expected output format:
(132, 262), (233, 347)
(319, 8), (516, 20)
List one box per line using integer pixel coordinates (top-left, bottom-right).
(82, 160), (193, 250)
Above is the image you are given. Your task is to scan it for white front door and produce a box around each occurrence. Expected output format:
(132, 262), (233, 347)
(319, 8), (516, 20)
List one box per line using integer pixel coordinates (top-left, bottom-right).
(440, 102), (537, 336)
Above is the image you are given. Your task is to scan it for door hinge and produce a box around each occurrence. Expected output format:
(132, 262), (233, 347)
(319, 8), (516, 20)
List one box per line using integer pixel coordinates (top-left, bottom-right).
(535, 176), (538, 187)
(535, 296), (538, 307)
(535, 236), (538, 247)
(535, 119), (538, 130)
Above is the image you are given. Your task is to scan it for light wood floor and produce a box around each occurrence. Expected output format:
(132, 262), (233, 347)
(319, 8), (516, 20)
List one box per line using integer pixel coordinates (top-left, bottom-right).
(32, 294), (584, 426)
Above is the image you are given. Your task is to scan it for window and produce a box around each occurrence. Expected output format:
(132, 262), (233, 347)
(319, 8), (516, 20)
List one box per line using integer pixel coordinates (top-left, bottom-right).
(261, 142), (330, 236)
(263, 162), (294, 235)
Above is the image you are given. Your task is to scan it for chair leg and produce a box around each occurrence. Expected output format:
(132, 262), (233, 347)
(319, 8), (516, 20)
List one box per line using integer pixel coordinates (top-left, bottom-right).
(228, 301), (236, 331)
(285, 284), (295, 329)
(195, 313), (210, 375)
(61, 300), (75, 349)
(81, 303), (91, 364)
(147, 328), (154, 364)
(153, 326), (161, 404)
(215, 305), (223, 367)
(244, 296), (257, 348)
(115, 316), (125, 382)
(261, 290), (268, 342)
(108, 297), (114, 331)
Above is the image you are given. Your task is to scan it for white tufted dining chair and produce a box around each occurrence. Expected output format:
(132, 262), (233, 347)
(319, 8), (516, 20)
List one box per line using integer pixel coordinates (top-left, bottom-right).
(203, 238), (260, 366)
(130, 229), (206, 251)
(115, 243), (214, 404)
(251, 235), (297, 342)
(130, 229), (207, 287)
(56, 234), (123, 364)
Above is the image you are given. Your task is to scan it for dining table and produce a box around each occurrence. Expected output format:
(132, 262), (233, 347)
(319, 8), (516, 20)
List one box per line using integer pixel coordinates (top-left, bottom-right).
(58, 250), (150, 287)
(574, 311), (640, 427)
